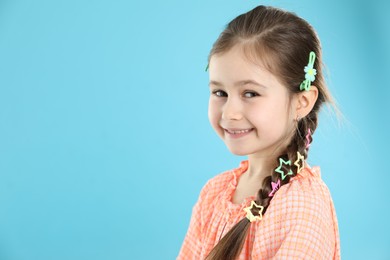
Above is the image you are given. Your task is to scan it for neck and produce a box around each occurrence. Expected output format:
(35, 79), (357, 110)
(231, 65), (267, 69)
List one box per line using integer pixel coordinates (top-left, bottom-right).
(245, 153), (278, 182)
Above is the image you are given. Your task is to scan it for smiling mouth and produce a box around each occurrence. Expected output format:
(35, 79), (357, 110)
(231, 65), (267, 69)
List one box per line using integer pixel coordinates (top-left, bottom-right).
(225, 128), (254, 134)
(223, 128), (255, 139)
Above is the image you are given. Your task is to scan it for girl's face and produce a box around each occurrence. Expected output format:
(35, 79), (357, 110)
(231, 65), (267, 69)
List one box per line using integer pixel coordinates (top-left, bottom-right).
(208, 45), (297, 157)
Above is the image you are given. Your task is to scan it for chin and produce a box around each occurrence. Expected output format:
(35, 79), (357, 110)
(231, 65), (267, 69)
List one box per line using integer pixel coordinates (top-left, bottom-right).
(226, 146), (250, 156)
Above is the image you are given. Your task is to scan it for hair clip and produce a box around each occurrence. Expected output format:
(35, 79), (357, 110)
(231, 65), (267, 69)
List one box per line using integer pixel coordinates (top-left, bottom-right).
(268, 179), (281, 197)
(243, 200), (264, 222)
(299, 51), (317, 91)
(294, 151), (305, 173)
(205, 63), (209, 72)
(275, 158), (293, 180)
(305, 128), (312, 149)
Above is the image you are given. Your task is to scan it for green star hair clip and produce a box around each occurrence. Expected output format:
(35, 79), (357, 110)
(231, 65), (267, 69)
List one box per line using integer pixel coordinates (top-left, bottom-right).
(299, 51), (317, 91)
(205, 63), (209, 72)
(275, 157), (293, 180)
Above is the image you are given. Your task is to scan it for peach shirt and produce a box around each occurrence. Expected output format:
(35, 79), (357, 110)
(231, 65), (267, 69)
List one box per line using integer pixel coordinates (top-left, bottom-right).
(177, 160), (341, 259)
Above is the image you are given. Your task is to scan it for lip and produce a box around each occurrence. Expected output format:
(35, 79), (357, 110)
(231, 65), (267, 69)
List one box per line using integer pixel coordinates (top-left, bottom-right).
(224, 127), (254, 138)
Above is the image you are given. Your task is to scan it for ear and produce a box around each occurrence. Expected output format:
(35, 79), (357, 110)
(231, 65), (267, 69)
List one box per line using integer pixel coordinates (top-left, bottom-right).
(295, 85), (319, 118)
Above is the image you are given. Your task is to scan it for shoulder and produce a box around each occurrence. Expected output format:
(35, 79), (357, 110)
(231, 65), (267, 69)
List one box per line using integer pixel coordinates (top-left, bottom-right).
(270, 165), (338, 239)
(197, 160), (246, 203)
(263, 166), (340, 258)
(275, 166), (334, 216)
(198, 166), (235, 199)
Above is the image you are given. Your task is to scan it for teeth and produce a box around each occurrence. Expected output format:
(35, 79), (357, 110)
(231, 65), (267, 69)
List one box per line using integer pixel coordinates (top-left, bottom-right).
(228, 129), (252, 134)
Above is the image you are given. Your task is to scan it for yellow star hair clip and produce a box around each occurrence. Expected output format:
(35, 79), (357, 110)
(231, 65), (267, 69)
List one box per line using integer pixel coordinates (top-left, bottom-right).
(294, 151), (305, 173)
(275, 157), (293, 180)
(243, 200), (264, 222)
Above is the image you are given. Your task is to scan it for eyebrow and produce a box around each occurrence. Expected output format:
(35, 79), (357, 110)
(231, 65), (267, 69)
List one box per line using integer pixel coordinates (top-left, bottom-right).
(209, 79), (267, 89)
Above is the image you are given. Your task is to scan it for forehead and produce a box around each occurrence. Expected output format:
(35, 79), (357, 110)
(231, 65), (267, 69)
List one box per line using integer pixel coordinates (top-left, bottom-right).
(208, 45), (284, 90)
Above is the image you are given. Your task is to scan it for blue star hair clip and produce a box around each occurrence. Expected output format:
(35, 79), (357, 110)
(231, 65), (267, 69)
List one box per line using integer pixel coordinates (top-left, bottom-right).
(299, 51), (317, 91)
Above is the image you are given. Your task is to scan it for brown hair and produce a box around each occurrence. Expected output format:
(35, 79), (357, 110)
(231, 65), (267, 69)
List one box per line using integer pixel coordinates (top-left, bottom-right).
(205, 5), (339, 260)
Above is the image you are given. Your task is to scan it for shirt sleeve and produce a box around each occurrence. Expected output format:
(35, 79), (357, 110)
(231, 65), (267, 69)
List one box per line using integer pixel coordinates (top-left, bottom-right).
(272, 209), (335, 259)
(177, 179), (212, 260)
(271, 180), (339, 260)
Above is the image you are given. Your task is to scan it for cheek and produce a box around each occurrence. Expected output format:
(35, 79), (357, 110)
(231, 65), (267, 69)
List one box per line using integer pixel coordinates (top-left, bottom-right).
(208, 100), (223, 134)
(248, 101), (289, 130)
(247, 102), (275, 122)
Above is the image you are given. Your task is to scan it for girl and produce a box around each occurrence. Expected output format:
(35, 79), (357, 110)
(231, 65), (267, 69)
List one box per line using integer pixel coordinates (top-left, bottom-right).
(178, 5), (341, 260)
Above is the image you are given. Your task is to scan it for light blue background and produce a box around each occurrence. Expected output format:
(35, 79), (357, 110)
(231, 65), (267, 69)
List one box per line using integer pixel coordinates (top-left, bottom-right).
(0, 0), (389, 259)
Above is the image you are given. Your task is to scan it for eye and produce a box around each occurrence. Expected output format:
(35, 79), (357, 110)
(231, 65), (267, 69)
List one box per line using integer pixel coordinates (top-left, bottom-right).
(211, 90), (227, 97)
(243, 91), (260, 98)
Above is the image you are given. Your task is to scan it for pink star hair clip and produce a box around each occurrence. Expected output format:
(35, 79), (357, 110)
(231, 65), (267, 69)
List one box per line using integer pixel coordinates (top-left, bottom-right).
(268, 179), (281, 197)
(305, 128), (312, 149)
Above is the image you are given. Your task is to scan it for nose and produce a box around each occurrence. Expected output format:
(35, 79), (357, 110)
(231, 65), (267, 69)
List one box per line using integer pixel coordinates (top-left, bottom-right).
(222, 97), (243, 121)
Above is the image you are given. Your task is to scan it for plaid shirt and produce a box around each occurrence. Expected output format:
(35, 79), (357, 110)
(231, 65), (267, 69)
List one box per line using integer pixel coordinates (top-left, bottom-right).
(177, 160), (341, 260)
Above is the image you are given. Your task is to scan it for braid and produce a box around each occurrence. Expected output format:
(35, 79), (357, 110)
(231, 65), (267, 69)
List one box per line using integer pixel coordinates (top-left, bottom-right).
(259, 112), (319, 212)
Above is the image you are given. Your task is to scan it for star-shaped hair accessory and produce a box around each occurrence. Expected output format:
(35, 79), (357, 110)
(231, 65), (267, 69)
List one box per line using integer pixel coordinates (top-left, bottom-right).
(294, 151), (305, 174)
(243, 200), (264, 222)
(205, 63), (209, 72)
(268, 179), (281, 197)
(275, 158), (293, 180)
(305, 128), (312, 149)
